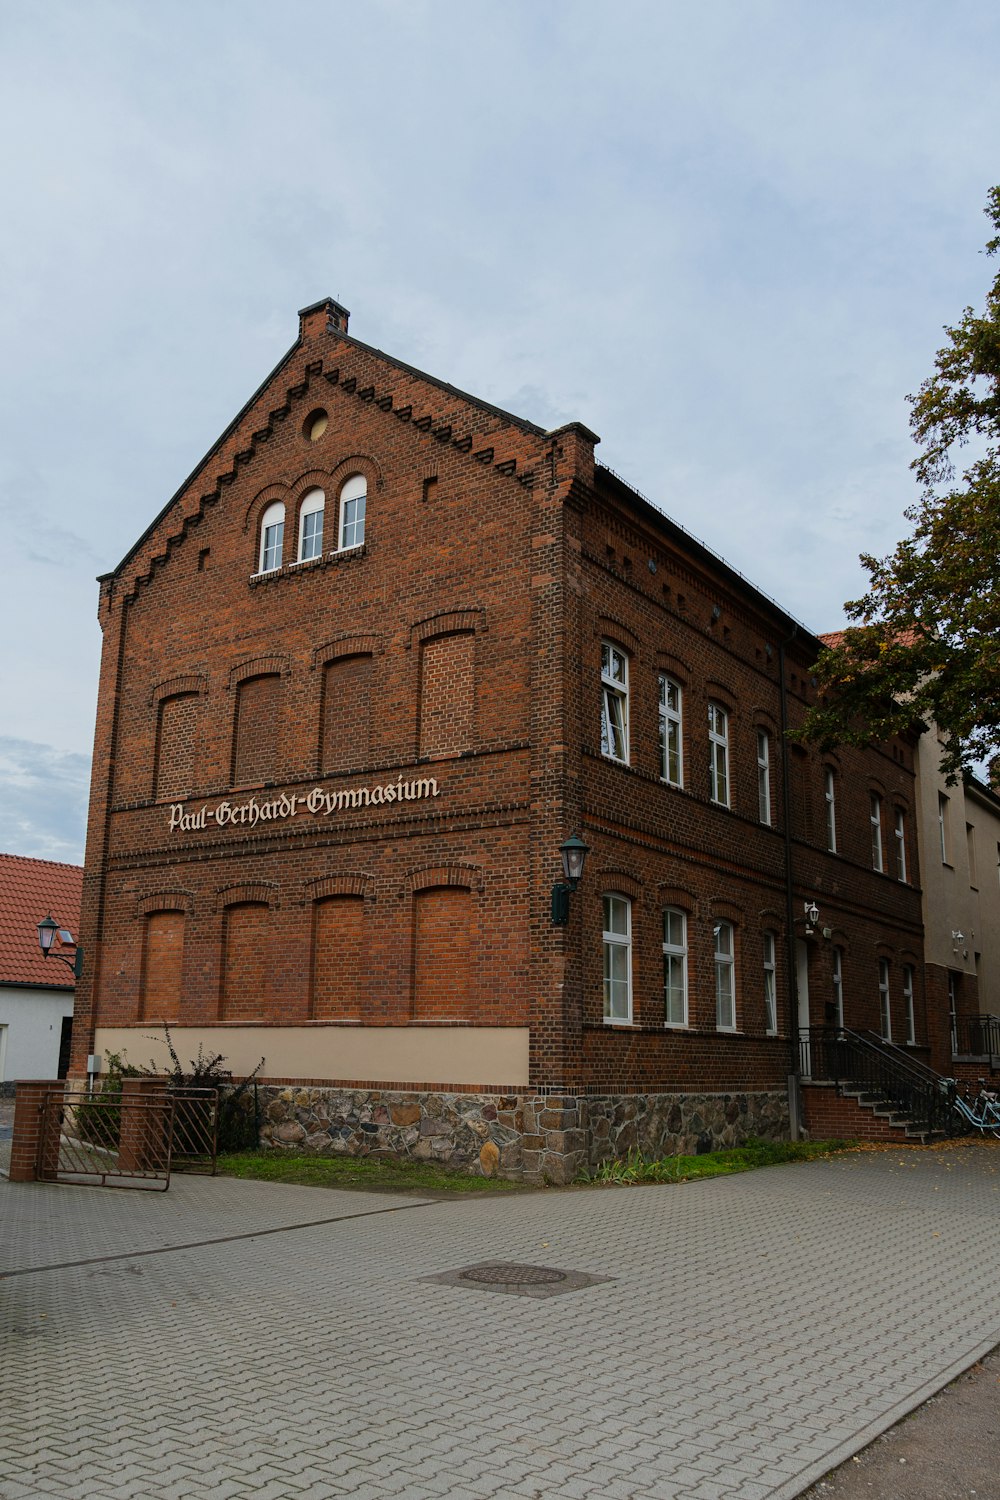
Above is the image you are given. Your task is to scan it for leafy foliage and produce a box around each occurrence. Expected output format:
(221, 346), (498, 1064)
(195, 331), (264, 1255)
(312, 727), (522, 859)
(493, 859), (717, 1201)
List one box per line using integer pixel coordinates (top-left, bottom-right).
(801, 186), (1000, 779)
(139, 1024), (265, 1153)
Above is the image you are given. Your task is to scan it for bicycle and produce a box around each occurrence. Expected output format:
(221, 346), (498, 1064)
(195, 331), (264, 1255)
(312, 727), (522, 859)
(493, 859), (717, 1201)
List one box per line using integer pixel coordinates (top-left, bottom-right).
(949, 1079), (1000, 1138)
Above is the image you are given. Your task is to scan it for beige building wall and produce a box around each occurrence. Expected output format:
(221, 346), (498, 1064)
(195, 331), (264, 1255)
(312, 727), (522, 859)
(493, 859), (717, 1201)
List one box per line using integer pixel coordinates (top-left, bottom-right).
(93, 1024), (531, 1089)
(913, 730), (979, 985)
(965, 777), (1000, 1015)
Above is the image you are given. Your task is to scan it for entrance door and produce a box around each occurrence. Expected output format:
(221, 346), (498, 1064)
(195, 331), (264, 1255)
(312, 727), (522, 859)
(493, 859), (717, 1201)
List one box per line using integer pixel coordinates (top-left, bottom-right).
(796, 939), (811, 1077)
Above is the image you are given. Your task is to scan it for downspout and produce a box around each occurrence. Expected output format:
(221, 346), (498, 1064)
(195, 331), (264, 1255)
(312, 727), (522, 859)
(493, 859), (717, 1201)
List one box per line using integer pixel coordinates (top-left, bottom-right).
(778, 632), (802, 1139)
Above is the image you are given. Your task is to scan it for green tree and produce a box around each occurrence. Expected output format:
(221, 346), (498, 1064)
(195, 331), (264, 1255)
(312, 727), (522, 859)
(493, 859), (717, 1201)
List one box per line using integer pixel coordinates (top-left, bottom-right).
(801, 186), (1000, 780)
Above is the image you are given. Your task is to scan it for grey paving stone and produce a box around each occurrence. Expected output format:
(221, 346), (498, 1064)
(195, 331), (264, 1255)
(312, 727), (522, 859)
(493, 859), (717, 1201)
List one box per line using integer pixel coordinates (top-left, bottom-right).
(3, 1144), (1000, 1500)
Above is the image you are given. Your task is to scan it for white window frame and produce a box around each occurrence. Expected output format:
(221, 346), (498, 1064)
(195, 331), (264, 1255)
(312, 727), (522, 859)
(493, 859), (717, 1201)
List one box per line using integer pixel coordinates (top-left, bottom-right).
(825, 768), (837, 852)
(938, 792), (950, 863)
(258, 500), (285, 574)
(757, 729), (771, 825)
(870, 792), (884, 872)
(339, 474), (367, 552)
(602, 894), (632, 1024)
(894, 807), (908, 883)
(832, 947), (844, 1029)
(708, 702), (730, 807)
(903, 964), (915, 1045)
(297, 488), (325, 562)
(662, 908), (688, 1027)
(658, 675), (683, 787)
(967, 822), (978, 887)
(878, 957), (891, 1040)
(601, 643), (629, 764)
(714, 920), (736, 1031)
(763, 931), (777, 1034)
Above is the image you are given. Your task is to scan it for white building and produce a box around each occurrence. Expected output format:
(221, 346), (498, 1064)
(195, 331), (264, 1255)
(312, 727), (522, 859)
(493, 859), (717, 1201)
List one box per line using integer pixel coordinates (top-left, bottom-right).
(0, 854), (82, 1090)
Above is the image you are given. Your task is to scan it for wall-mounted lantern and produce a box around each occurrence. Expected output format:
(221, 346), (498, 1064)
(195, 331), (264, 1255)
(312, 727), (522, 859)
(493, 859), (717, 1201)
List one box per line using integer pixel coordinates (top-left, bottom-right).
(36, 914), (83, 979)
(551, 834), (591, 926)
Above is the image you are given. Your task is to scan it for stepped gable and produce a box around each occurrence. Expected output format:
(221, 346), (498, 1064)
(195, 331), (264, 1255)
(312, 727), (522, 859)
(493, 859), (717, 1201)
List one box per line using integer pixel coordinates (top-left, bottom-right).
(106, 298), (586, 607)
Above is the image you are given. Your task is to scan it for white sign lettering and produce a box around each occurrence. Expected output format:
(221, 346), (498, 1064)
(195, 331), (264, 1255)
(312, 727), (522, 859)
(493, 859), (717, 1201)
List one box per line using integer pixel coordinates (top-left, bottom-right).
(168, 775), (440, 834)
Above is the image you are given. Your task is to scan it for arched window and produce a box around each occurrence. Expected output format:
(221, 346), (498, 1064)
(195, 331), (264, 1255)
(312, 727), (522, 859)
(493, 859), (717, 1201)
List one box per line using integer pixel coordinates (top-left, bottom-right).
(602, 893), (632, 1023)
(762, 931), (778, 1034)
(258, 501), (285, 573)
(708, 702), (730, 806)
(339, 474), (367, 551)
(662, 907), (688, 1026)
(600, 642), (629, 763)
(757, 729), (771, 825)
(714, 920), (736, 1030)
(659, 675), (683, 786)
(297, 488), (325, 562)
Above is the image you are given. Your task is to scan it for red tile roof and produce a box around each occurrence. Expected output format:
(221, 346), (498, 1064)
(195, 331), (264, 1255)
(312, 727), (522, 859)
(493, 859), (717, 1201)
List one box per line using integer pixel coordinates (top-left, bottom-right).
(0, 853), (83, 990)
(818, 630), (846, 648)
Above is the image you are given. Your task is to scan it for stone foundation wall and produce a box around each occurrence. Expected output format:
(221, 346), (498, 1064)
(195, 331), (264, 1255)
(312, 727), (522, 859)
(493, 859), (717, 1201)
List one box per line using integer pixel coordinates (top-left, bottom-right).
(255, 1085), (790, 1185)
(584, 1089), (790, 1168)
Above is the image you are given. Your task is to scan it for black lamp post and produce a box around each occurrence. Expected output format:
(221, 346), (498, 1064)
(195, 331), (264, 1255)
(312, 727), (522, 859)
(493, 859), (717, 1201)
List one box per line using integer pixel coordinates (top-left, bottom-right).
(551, 834), (591, 925)
(36, 914), (83, 980)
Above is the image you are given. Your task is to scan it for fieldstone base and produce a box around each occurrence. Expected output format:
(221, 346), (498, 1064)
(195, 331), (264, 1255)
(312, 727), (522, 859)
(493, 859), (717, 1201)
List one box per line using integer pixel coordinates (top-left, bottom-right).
(254, 1085), (790, 1185)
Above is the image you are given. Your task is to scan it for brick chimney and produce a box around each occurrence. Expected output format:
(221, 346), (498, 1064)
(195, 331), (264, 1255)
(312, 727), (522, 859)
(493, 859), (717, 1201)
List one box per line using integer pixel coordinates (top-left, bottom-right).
(298, 297), (350, 341)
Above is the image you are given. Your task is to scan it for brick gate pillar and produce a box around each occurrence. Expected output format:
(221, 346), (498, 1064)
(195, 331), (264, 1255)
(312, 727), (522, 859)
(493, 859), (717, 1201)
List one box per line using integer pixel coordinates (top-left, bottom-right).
(118, 1076), (171, 1173)
(8, 1080), (61, 1183)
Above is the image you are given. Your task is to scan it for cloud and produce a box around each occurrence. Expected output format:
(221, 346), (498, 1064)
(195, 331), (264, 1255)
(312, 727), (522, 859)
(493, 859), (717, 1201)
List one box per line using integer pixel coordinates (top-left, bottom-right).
(0, 739), (90, 865)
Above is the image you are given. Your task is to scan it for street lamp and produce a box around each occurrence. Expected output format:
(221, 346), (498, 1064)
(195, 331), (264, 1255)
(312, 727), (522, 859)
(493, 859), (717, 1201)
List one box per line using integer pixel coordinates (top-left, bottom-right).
(551, 834), (591, 925)
(36, 914), (83, 979)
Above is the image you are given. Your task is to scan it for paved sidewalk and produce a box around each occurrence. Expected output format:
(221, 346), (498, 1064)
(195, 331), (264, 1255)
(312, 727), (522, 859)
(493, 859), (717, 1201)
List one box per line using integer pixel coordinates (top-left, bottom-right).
(2, 1144), (1000, 1499)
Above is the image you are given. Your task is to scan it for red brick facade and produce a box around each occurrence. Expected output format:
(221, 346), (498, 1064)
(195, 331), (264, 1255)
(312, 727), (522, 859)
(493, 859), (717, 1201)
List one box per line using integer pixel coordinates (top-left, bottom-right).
(71, 298), (930, 1113)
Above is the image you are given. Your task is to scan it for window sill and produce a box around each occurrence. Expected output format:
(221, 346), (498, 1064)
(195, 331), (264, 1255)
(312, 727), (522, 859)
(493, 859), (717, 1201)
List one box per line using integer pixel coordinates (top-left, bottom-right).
(249, 545), (367, 587)
(663, 1020), (689, 1030)
(603, 1018), (635, 1027)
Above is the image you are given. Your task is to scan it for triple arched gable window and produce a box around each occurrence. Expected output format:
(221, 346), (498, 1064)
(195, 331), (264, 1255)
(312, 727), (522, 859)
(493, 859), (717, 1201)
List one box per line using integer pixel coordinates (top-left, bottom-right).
(255, 475), (367, 574)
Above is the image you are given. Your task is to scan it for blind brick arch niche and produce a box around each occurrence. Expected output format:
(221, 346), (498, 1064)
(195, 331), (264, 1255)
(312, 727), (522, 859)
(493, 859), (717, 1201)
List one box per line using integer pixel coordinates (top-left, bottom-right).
(409, 865), (483, 1021)
(137, 891), (193, 1022)
(151, 676), (207, 802)
(307, 873), (374, 1020)
(229, 658), (290, 787)
(313, 636), (381, 776)
(217, 884), (277, 1021)
(409, 610), (485, 760)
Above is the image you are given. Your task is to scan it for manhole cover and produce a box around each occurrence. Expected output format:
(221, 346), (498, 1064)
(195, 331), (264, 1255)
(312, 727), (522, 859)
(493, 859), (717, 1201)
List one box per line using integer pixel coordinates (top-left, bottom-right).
(459, 1263), (567, 1287)
(423, 1260), (614, 1299)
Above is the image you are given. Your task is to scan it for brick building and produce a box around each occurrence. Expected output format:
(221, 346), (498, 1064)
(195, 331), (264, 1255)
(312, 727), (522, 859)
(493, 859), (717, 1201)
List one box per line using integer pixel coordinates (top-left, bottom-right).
(73, 299), (927, 1179)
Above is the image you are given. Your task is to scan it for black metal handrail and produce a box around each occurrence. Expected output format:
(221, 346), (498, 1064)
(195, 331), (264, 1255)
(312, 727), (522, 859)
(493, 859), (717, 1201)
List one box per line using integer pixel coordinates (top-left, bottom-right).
(856, 1030), (943, 1086)
(954, 1014), (1000, 1060)
(799, 1026), (956, 1137)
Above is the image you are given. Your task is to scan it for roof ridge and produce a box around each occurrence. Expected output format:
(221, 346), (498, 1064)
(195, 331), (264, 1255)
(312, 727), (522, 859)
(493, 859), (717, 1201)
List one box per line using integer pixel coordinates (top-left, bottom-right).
(0, 852), (84, 872)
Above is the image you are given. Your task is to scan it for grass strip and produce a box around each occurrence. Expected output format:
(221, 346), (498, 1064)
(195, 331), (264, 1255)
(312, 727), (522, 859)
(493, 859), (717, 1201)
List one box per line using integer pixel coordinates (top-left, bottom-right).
(216, 1149), (525, 1194)
(583, 1137), (855, 1185)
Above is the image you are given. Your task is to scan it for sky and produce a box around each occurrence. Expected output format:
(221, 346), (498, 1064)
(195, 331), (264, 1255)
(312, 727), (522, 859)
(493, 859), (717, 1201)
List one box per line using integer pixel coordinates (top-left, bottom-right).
(1, 0), (998, 867)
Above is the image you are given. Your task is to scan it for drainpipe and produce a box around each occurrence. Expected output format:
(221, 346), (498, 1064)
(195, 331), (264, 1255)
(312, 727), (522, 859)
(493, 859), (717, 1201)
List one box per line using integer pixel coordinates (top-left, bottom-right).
(779, 633), (802, 1139)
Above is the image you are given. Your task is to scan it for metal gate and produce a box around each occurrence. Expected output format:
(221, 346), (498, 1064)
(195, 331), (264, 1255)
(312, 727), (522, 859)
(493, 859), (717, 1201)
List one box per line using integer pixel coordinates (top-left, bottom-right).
(169, 1089), (219, 1174)
(38, 1088), (175, 1190)
(35, 1084), (219, 1190)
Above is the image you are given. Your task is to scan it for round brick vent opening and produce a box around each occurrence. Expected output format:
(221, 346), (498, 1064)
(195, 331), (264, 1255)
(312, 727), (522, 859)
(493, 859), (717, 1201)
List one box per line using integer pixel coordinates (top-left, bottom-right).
(459, 1263), (567, 1287)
